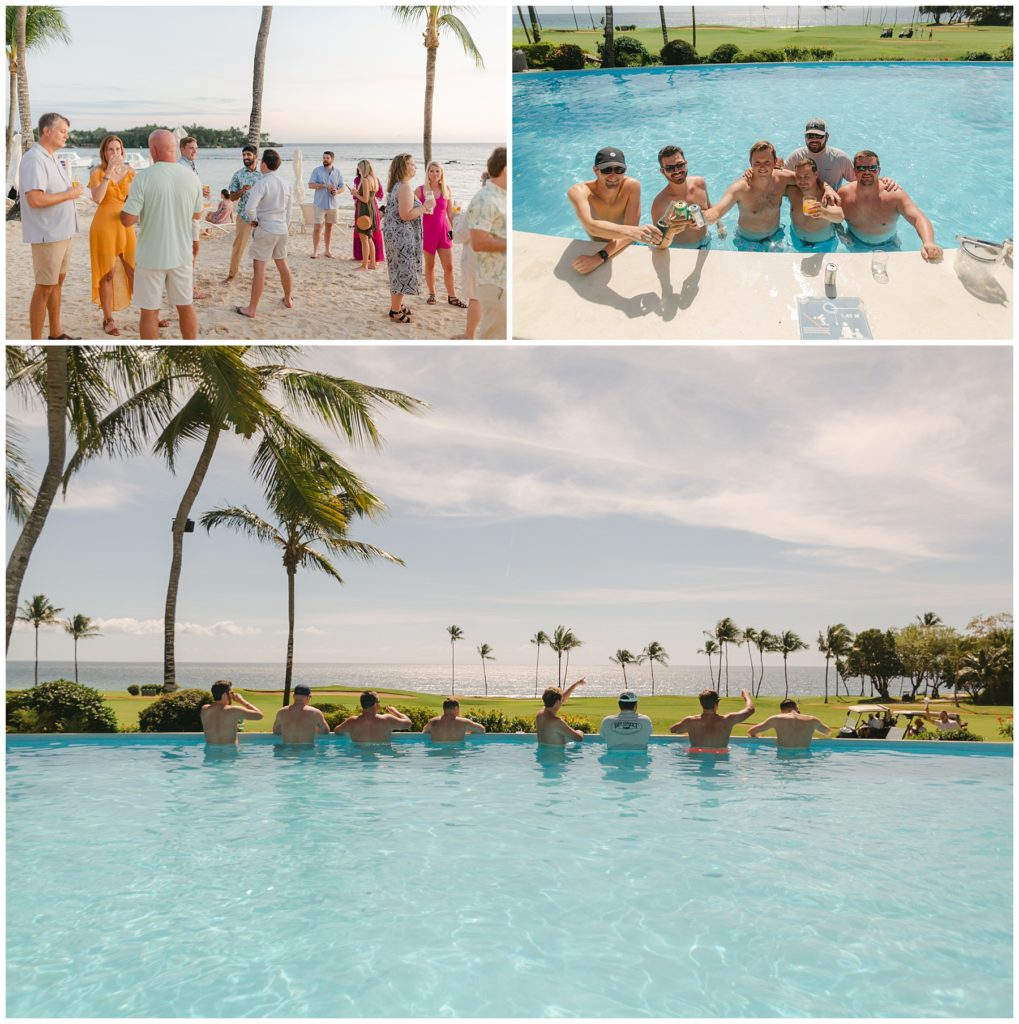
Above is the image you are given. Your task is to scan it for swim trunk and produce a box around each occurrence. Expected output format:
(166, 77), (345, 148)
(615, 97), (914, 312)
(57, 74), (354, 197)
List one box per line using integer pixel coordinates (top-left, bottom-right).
(688, 747), (730, 754)
(792, 223), (835, 244)
(847, 225), (898, 246)
(736, 224), (783, 243)
(31, 237), (73, 286)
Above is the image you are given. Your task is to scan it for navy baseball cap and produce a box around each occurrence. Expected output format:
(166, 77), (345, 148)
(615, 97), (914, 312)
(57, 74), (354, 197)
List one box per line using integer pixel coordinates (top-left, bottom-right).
(594, 146), (626, 170)
(293, 684), (312, 696)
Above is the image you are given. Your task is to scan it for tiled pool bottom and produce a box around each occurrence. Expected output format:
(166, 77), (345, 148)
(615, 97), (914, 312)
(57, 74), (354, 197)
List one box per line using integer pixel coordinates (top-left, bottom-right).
(7, 735), (1012, 1017)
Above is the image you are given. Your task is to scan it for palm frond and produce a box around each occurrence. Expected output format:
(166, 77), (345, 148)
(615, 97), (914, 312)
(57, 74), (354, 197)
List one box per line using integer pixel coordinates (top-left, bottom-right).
(438, 12), (486, 67)
(152, 390), (216, 471)
(6, 420), (36, 524)
(316, 536), (404, 566)
(200, 505), (284, 548)
(301, 547), (346, 584)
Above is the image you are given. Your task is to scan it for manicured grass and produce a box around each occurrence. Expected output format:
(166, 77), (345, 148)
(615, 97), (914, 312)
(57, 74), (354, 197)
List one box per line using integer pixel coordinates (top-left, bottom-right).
(512, 23), (1013, 61)
(102, 687), (1012, 741)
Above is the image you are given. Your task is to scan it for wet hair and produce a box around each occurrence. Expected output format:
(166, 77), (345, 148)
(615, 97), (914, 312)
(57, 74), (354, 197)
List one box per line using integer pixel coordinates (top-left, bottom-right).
(749, 140), (777, 163)
(795, 157), (818, 174)
(180, 136), (197, 150)
(854, 149), (880, 166)
(387, 153), (415, 193)
(486, 146), (507, 178)
(323, 150), (335, 159)
(38, 112), (69, 134)
(211, 680), (232, 701)
(98, 134), (125, 172)
(442, 698), (460, 712)
(779, 699), (798, 712)
(242, 144), (258, 155)
(261, 148), (281, 171)
(542, 686), (563, 709)
(426, 161), (450, 199)
(657, 144), (685, 165)
(360, 691), (379, 709)
(698, 689), (720, 709)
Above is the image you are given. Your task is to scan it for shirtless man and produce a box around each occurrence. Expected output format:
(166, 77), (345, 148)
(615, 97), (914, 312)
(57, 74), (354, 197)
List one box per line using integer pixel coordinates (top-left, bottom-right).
(704, 141), (796, 243)
(333, 690), (411, 743)
(838, 150), (942, 261)
(669, 688), (754, 752)
(566, 146), (662, 275)
(786, 157), (844, 246)
(272, 683), (330, 745)
(423, 698), (487, 742)
(781, 118), (898, 193)
(747, 699), (832, 750)
(649, 144), (723, 249)
(535, 678), (587, 745)
(200, 680), (264, 745)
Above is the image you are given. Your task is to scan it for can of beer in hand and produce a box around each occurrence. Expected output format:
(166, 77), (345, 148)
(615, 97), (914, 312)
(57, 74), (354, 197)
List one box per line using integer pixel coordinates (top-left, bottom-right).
(687, 203), (706, 229)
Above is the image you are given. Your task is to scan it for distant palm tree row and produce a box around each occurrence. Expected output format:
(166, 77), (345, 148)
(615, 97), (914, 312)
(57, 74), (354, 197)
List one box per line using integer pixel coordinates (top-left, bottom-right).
(699, 618), (809, 699)
(14, 593), (101, 685)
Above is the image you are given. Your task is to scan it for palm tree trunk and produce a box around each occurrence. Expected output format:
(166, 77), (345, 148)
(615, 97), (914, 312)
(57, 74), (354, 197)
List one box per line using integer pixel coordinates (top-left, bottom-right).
(564, 649), (571, 680)
(557, 650), (563, 687)
(518, 7), (533, 44)
(691, 5), (696, 49)
(650, 660), (656, 696)
(659, 6), (669, 45)
(450, 640), (455, 695)
(528, 5), (542, 42)
(247, 6), (272, 147)
(783, 654), (789, 698)
(163, 424), (221, 690)
(705, 651), (712, 683)
(422, 41), (436, 169)
(74, 635), (79, 684)
(823, 654), (830, 703)
(621, 663), (627, 685)
(572, 6), (581, 30)
(7, 56), (17, 165)
(16, 7), (31, 154)
(602, 6), (615, 67)
(534, 646), (541, 697)
(6, 347), (68, 651)
(723, 643), (729, 697)
(747, 645), (754, 689)
(283, 562), (296, 706)
(482, 657), (488, 696)
(34, 624), (39, 684)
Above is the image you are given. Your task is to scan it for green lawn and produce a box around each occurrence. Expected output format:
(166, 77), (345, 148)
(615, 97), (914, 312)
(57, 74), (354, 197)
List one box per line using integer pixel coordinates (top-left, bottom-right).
(102, 687), (1012, 741)
(512, 23), (1013, 61)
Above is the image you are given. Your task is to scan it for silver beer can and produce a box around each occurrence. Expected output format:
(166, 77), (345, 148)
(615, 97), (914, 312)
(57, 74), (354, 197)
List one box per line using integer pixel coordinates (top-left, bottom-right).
(824, 262), (837, 286)
(687, 203), (706, 229)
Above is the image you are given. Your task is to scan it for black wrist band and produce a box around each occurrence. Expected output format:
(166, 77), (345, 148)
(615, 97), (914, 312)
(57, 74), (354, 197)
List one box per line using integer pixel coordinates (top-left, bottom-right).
(597, 249), (609, 262)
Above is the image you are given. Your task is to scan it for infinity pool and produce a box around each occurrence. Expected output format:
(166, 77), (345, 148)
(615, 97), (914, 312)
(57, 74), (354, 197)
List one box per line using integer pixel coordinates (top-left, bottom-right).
(7, 735), (1012, 1017)
(513, 62), (1013, 252)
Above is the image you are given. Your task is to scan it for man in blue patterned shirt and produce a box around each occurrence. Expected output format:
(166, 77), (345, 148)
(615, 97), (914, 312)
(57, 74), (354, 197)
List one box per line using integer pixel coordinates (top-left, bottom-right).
(224, 144), (262, 282)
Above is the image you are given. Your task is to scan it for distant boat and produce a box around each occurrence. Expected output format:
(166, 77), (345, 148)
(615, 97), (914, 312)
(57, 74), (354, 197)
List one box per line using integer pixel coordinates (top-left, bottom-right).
(54, 149), (91, 169)
(124, 152), (150, 170)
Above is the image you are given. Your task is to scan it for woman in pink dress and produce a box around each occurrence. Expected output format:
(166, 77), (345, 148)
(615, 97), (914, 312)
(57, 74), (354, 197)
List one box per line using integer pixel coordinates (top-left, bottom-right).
(352, 166), (385, 264)
(416, 160), (466, 307)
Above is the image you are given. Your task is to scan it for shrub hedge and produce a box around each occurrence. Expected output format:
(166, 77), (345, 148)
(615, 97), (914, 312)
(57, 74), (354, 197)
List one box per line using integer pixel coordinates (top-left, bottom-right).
(127, 684), (140, 696)
(519, 41), (555, 67)
(549, 44), (586, 70)
(997, 45), (1012, 60)
(599, 36), (655, 66)
(6, 679), (117, 733)
(660, 39), (699, 65)
(960, 50), (994, 60)
(707, 43), (741, 63)
(736, 48), (786, 63)
(138, 688), (212, 732)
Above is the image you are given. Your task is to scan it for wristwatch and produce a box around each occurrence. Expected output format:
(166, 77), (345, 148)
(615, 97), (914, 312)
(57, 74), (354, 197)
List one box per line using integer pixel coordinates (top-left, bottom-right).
(597, 249), (609, 262)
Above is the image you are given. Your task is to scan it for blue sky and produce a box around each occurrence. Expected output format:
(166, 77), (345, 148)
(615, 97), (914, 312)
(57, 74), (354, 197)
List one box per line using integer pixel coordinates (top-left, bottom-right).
(11, 4), (507, 143)
(6, 346), (1012, 667)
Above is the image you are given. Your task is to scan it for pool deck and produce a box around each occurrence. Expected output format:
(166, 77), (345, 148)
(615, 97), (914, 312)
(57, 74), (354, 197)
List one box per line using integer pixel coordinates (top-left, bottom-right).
(513, 232), (1013, 340)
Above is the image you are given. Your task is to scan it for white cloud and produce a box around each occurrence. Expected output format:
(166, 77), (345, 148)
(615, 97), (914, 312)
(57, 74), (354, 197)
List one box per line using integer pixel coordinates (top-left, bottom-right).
(96, 617), (259, 637)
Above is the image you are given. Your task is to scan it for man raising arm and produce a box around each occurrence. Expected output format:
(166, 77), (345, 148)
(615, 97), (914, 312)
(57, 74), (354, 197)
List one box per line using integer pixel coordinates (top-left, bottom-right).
(747, 699), (831, 750)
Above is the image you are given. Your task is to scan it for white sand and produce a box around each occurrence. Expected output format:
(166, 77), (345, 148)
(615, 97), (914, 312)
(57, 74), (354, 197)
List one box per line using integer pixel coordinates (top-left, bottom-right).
(6, 201), (476, 340)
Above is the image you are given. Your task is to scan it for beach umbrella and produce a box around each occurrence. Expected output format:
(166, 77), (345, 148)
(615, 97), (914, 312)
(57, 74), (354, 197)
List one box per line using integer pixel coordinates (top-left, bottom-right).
(7, 133), (22, 192)
(292, 147), (304, 204)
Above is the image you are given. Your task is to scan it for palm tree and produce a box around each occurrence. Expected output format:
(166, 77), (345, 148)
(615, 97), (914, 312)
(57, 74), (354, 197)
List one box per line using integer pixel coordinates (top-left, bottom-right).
(548, 624), (582, 687)
(742, 626), (759, 688)
(602, 5), (615, 67)
(247, 6), (272, 146)
(5, 6), (70, 161)
(447, 624), (464, 693)
(915, 611), (943, 627)
(818, 623), (853, 703)
(393, 6), (484, 168)
(643, 640), (668, 696)
(562, 628), (583, 681)
(6, 422), (35, 523)
(65, 346), (423, 690)
(713, 617), (740, 696)
(15, 7), (30, 154)
(659, 5), (668, 45)
(697, 636), (718, 683)
(203, 488), (401, 708)
(527, 4), (541, 41)
(517, 6), (532, 43)
(754, 629), (776, 697)
(691, 5), (696, 50)
(477, 642), (495, 696)
(63, 612), (102, 684)
(775, 630), (808, 698)
(16, 593), (62, 684)
(530, 629), (549, 697)
(609, 648), (638, 685)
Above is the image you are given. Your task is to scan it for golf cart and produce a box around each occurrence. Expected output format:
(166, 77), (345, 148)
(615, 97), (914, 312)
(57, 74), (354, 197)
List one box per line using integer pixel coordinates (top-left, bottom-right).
(835, 705), (907, 739)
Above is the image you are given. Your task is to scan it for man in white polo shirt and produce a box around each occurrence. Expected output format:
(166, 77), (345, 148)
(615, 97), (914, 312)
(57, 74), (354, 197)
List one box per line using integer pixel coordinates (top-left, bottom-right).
(19, 111), (83, 339)
(121, 128), (203, 339)
(599, 690), (654, 750)
(236, 148), (293, 318)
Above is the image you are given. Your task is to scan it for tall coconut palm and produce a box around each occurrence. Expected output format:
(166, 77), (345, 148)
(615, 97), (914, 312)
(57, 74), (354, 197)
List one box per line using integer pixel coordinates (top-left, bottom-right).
(775, 630), (808, 698)
(247, 6), (272, 146)
(659, 5), (669, 45)
(697, 636), (718, 683)
(753, 628), (776, 696)
(562, 628), (583, 681)
(691, 5), (696, 49)
(517, 6), (532, 43)
(818, 623), (853, 703)
(609, 648), (638, 685)
(65, 346), (423, 690)
(915, 611), (943, 627)
(63, 612), (102, 684)
(16, 593), (62, 683)
(530, 629), (549, 697)
(643, 640), (668, 696)
(527, 4), (541, 41)
(713, 616), (740, 696)
(15, 7), (30, 154)
(477, 642), (495, 695)
(602, 5), (615, 66)
(548, 624), (582, 687)
(203, 488), (401, 708)
(447, 624), (464, 693)
(393, 6), (485, 168)
(5, 6), (70, 161)
(741, 626), (759, 689)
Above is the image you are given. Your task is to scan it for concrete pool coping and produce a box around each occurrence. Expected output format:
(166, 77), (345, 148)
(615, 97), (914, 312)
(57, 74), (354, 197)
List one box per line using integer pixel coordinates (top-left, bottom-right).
(513, 232), (1014, 340)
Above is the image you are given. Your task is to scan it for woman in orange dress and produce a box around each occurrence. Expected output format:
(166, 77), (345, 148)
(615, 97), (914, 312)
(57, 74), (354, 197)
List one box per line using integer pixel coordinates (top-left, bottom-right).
(88, 134), (136, 335)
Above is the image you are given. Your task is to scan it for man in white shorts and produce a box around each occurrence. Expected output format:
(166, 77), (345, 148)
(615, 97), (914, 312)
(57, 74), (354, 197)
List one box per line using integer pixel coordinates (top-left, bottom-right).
(236, 148), (293, 318)
(307, 150), (345, 258)
(121, 128), (202, 339)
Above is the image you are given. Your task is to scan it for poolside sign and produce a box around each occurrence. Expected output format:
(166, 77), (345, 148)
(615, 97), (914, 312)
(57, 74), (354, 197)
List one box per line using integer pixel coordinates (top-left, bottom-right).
(797, 297), (873, 340)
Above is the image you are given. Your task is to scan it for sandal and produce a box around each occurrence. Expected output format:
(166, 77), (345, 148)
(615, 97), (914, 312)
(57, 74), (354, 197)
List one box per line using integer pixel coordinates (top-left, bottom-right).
(447, 296), (467, 308)
(47, 332), (81, 340)
(388, 308), (412, 323)
(102, 318), (121, 337)
(426, 293), (436, 305)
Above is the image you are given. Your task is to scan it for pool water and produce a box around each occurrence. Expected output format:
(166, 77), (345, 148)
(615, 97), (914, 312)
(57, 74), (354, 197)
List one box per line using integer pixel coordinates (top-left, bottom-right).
(513, 62), (1013, 253)
(7, 735), (1012, 1018)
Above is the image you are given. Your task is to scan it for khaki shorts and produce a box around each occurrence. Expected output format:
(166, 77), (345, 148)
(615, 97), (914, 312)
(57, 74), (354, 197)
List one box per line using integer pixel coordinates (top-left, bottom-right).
(313, 206), (338, 225)
(250, 228), (288, 262)
(31, 238), (73, 286)
(134, 265), (193, 310)
(192, 219), (201, 242)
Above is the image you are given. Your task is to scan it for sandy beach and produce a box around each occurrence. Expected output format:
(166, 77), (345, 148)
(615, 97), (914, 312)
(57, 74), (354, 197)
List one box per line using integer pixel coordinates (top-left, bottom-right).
(6, 200), (475, 340)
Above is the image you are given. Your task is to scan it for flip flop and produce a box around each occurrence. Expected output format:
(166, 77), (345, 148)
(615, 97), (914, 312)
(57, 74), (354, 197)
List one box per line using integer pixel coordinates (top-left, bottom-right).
(102, 318), (121, 337)
(426, 293), (437, 305)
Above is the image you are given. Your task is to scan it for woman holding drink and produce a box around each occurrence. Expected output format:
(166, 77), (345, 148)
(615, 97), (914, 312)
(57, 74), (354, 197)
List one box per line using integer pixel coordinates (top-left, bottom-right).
(382, 153), (435, 324)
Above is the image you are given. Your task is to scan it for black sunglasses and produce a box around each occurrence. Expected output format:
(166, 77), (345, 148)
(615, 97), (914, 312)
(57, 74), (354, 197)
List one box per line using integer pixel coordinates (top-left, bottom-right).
(854, 164), (879, 172)
(598, 165), (626, 175)
(662, 161), (687, 172)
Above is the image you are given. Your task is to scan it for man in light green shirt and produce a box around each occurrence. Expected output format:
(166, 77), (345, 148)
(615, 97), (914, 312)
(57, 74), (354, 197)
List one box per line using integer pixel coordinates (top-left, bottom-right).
(121, 129), (203, 338)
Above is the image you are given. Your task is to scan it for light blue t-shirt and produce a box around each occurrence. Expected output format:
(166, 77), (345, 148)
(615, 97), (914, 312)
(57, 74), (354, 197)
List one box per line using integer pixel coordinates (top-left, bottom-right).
(122, 162), (203, 270)
(19, 143), (78, 244)
(308, 164), (344, 210)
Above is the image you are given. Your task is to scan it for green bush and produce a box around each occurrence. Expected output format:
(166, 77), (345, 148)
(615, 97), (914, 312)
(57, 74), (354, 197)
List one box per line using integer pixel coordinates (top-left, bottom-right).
(7, 680), (117, 733)
(549, 44), (586, 71)
(127, 684), (140, 696)
(562, 713), (595, 734)
(996, 44), (1012, 60)
(914, 726), (983, 742)
(321, 706), (356, 730)
(138, 688), (212, 732)
(707, 43), (741, 63)
(810, 47), (836, 60)
(660, 39), (699, 65)
(782, 46), (811, 61)
(599, 35), (655, 66)
(521, 42), (554, 67)
(737, 48), (786, 63)
(960, 51), (994, 61)
(996, 717), (1013, 739)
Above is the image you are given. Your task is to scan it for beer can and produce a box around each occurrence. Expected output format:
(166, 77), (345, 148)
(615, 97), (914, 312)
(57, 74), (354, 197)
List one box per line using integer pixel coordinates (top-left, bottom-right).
(824, 263), (837, 287)
(687, 204), (706, 229)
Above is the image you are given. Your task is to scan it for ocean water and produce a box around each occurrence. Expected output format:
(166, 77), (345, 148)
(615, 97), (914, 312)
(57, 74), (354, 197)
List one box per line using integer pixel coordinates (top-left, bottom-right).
(6, 734), (1012, 1017)
(6, 658), (922, 701)
(513, 62), (1013, 252)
